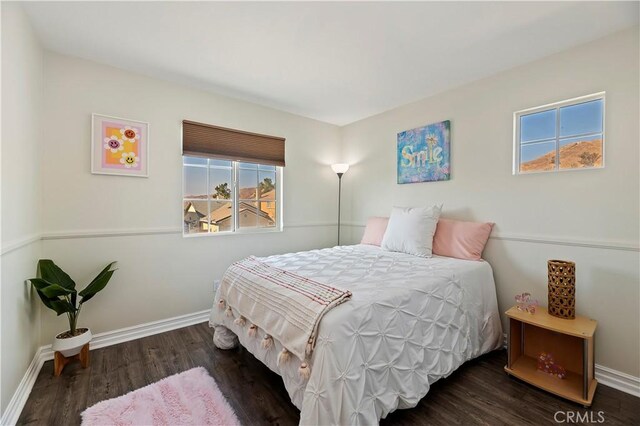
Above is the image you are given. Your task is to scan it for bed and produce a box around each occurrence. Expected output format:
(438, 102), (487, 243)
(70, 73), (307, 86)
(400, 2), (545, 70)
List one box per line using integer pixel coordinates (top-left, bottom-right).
(209, 244), (503, 425)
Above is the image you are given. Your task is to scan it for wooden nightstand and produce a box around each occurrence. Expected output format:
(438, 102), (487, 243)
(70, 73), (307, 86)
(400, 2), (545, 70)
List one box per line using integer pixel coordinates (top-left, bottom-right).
(504, 306), (597, 407)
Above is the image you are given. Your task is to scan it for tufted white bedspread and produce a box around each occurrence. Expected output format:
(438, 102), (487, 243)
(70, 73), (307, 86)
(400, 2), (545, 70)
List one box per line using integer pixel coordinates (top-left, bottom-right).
(209, 244), (503, 425)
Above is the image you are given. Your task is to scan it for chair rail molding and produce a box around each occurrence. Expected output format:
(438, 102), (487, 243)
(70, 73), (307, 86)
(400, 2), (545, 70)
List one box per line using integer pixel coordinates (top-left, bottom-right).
(39, 222), (338, 241)
(342, 222), (639, 252)
(12, 224), (637, 252)
(1, 233), (42, 255)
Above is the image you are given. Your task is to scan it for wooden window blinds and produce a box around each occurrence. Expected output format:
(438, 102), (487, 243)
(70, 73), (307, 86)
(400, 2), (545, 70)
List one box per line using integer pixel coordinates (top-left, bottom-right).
(182, 120), (285, 167)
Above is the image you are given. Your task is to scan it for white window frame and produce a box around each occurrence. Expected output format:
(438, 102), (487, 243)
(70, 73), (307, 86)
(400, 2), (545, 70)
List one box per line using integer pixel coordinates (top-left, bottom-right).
(182, 158), (283, 237)
(513, 92), (605, 175)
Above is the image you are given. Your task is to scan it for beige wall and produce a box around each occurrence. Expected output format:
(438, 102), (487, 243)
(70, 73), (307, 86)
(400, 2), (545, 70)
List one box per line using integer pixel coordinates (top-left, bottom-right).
(341, 27), (640, 377)
(38, 51), (343, 342)
(1, 8), (638, 414)
(0, 3), (43, 414)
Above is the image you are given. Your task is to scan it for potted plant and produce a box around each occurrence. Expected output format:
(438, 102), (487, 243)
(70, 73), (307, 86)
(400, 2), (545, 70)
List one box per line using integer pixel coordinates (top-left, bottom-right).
(29, 259), (117, 357)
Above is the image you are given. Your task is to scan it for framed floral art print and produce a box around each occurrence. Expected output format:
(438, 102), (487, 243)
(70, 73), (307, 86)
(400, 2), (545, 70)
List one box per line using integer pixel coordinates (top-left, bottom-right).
(91, 113), (149, 177)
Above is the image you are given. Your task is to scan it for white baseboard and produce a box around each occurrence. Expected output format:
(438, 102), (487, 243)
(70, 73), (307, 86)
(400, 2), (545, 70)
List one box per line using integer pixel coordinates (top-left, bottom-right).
(595, 364), (640, 398)
(501, 333), (640, 398)
(3, 313), (637, 425)
(0, 309), (210, 426)
(38, 309), (210, 361)
(0, 345), (46, 426)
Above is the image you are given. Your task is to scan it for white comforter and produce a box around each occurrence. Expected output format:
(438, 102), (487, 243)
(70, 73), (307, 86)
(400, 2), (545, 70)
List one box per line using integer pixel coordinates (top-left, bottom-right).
(209, 244), (503, 425)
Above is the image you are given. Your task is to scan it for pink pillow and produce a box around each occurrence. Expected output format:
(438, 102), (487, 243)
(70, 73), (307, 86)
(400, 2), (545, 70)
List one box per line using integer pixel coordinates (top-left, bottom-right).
(360, 217), (389, 246)
(432, 219), (494, 261)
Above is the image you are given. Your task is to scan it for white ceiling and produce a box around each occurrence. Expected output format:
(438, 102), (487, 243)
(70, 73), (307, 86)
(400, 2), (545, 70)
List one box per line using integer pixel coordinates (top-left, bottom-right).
(22, 1), (639, 126)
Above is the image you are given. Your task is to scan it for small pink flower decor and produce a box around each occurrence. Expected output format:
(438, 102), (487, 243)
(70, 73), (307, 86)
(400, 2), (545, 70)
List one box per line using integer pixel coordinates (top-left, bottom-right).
(515, 292), (538, 314)
(537, 352), (567, 379)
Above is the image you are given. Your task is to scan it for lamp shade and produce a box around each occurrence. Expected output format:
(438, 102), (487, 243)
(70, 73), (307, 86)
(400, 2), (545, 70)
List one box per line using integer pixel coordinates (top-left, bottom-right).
(331, 163), (350, 175)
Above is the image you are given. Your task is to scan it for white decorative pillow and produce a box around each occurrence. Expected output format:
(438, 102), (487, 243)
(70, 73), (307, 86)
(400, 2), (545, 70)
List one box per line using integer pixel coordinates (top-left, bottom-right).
(380, 205), (442, 257)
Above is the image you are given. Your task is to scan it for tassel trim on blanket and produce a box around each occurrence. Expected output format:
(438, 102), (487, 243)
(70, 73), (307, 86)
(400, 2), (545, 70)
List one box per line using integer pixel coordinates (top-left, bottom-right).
(219, 253), (352, 382)
(220, 302), (315, 380)
(219, 255), (352, 361)
(277, 348), (291, 365)
(298, 362), (311, 380)
(226, 330), (309, 380)
(222, 305), (312, 379)
(276, 346), (312, 380)
(223, 307), (314, 379)
(261, 335), (273, 350)
(248, 324), (258, 338)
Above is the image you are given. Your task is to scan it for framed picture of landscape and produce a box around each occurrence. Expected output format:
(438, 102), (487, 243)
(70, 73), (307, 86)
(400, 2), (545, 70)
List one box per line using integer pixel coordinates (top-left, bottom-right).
(397, 120), (451, 184)
(91, 113), (149, 177)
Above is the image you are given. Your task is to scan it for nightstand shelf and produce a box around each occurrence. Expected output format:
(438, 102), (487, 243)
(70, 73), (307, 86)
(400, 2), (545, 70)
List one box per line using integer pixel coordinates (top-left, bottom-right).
(504, 306), (597, 407)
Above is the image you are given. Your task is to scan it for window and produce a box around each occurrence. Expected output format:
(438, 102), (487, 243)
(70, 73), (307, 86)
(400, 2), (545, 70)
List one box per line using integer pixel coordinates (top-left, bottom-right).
(183, 157), (282, 235)
(181, 120), (285, 236)
(514, 92), (605, 174)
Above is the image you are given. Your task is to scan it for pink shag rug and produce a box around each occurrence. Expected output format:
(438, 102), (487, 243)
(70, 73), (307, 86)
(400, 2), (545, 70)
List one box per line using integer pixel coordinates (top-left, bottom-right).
(81, 367), (240, 426)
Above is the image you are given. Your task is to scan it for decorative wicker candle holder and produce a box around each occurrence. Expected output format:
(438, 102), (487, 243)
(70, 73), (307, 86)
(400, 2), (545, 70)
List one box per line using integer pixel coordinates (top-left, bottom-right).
(547, 260), (576, 319)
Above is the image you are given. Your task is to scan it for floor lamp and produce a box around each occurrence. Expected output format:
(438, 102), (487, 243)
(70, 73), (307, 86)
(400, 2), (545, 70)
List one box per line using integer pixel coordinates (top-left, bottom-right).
(331, 163), (349, 245)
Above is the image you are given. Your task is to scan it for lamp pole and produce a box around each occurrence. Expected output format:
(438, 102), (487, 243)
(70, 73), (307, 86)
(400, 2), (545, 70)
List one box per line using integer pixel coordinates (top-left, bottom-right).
(331, 164), (349, 246)
(337, 172), (343, 245)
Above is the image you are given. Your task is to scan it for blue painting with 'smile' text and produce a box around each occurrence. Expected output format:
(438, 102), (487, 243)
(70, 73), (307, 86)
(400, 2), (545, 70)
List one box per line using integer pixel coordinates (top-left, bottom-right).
(397, 120), (450, 184)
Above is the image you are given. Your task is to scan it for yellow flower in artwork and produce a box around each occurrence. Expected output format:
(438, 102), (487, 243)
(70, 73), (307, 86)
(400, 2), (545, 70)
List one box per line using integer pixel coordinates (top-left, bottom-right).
(120, 152), (139, 169)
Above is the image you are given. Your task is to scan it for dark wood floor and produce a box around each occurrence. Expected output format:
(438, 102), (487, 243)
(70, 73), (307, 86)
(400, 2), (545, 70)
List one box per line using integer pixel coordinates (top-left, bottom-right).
(18, 322), (639, 425)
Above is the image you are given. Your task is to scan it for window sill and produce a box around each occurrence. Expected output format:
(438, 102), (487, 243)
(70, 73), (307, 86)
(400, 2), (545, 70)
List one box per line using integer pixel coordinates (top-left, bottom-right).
(514, 164), (604, 176)
(182, 226), (283, 238)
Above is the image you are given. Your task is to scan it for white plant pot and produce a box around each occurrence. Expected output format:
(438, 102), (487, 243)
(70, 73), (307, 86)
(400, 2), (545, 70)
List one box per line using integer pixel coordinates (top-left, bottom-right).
(52, 328), (92, 357)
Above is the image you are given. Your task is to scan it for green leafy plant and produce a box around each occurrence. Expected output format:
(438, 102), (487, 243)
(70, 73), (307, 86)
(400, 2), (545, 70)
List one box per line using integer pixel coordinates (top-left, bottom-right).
(214, 182), (231, 199)
(29, 260), (117, 336)
(259, 177), (275, 195)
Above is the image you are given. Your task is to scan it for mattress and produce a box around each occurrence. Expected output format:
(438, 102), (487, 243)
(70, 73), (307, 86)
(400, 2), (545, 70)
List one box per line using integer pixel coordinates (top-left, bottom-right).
(209, 244), (503, 425)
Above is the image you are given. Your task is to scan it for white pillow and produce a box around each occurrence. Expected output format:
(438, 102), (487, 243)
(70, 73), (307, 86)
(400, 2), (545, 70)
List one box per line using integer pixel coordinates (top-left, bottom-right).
(380, 205), (442, 257)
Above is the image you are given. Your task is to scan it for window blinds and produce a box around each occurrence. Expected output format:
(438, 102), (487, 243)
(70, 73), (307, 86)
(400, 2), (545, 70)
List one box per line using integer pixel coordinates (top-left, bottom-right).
(182, 120), (285, 167)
